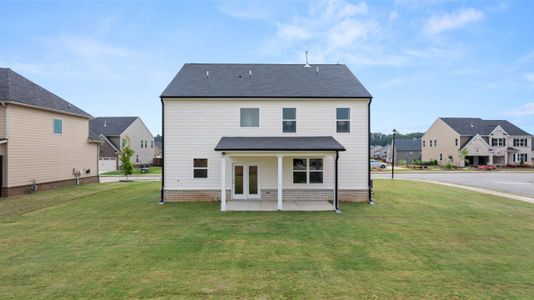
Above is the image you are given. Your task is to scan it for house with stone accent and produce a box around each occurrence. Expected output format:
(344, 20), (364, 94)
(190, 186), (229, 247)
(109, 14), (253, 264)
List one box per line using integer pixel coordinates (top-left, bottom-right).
(0, 68), (100, 196)
(90, 116), (154, 173)
(160, 63), (372, 211)
(422, 117), (532, 167)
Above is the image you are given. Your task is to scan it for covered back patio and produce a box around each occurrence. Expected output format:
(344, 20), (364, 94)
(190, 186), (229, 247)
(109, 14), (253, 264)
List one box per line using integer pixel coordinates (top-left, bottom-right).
(215, 136), (346, 212)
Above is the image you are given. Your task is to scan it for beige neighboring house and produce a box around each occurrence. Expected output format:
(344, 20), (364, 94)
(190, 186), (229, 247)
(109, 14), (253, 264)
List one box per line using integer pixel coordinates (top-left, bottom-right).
(90, 117), (154, 173)
(0, 68), (100, 196)
(161, 63), (373, 211)
(422, 118), (532, 167)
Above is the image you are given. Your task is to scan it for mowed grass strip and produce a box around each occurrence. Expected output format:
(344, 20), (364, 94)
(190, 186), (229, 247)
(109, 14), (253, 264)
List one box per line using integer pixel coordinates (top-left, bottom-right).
(0, 180), (533, 299)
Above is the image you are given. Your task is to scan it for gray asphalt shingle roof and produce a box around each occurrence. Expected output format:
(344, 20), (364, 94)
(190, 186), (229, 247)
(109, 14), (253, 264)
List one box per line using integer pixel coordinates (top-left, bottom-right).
(162, 63), (372, 98)
(214, 136), (346, 151)
(394, 138), (421, 151)
(441, 118), (531, 136)
(0, 68), (91, 117)
(90, 117), (138, 137)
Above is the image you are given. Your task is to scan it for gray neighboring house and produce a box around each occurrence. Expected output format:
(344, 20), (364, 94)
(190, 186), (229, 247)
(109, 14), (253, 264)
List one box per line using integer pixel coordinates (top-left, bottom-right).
(387, 138), (422, 164)
(90, 116), (155, 173)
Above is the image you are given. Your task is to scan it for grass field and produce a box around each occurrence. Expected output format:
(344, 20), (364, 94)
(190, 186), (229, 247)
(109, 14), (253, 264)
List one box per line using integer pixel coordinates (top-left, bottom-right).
(101, 166), (162, 176)
(1, 180), (533, 298)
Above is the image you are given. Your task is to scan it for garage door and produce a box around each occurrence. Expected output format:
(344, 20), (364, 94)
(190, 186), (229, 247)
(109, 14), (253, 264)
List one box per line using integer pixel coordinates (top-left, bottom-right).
(99, 157), (117, 173)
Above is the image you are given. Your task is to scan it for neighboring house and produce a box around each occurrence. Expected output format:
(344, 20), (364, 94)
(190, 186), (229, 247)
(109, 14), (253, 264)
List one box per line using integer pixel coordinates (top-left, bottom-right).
(387, 138), (421, 164)
(370, 145), (383, 159)
(0, 68), (99, 196)
(378, 145), (390, 161)
(160, 63), (372, 211)
(422, 118), (532, 166)
(154, 135), (162, 158)
(90, 117), (155, 172)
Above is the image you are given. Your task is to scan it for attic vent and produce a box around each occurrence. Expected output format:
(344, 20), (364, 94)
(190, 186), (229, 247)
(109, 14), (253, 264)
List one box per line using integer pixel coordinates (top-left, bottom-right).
(304, 51), (311, 68)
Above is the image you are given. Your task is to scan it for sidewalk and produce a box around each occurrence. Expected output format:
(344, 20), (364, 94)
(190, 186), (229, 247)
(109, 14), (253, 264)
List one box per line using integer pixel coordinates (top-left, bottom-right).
(100, 175), (161, 183)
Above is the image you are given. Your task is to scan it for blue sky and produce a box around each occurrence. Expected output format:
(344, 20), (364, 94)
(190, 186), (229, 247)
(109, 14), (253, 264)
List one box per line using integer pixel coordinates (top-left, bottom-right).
(1, 0), (534, 135)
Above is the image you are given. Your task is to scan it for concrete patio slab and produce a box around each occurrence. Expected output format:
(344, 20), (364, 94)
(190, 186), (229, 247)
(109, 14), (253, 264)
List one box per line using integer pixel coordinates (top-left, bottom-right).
(226, 200), (334, 211)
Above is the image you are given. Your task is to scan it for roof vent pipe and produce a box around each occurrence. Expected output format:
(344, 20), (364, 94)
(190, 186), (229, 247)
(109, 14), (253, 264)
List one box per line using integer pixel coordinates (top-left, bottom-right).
(104, 121), (107, 127)
(249, 70), (252, 78)
(304, 51), (311, 67)
(206, 70), (209, 79)
(316, 66), (319, 74)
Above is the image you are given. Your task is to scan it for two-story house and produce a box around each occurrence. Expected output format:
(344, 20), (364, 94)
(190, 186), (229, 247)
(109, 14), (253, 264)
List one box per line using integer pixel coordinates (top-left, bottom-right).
(90, 116), (155, 172)
(386, 138), (422, 164)
(422, 118), (532, 166)
(0, 68), (100, 196)
(160, 63), (372, 211)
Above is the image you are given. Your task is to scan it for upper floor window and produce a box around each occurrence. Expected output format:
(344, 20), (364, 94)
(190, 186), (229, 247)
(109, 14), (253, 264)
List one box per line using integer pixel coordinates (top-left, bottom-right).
(429, 140), (433, 147)
(293, 158), (323, 184)
(122, 139), (127, 148)
(422, 140), (425, 147)
(193, 158), (208, 178)
(455, 139), (458, 147)
(141, 140), (144, 148)
(282, 108), (296, 133)
(151, 141), (154, 148)
(336, 108), (350, 133)
(53, 119), (62, 135)
(513, 138), (528, 147)
(434, 139), (437, 147)
(240, 108), (259, 127)
(145, 140), (148, 148)
(491, 138), (506, 147)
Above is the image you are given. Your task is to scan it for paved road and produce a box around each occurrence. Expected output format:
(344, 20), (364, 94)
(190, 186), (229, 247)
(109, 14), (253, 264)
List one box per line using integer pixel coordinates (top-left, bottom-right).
(100, 176), (161, 183)
(372, 172), (534, 198)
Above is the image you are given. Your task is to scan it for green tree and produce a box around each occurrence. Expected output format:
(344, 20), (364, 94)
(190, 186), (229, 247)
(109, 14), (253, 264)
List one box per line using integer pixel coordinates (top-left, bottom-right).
(120, 143), (135, 180)
(458, 148), (469, 167)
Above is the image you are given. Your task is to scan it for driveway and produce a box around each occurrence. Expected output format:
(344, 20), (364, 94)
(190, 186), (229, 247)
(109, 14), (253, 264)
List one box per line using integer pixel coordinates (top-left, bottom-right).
(372, 172), (534, 198)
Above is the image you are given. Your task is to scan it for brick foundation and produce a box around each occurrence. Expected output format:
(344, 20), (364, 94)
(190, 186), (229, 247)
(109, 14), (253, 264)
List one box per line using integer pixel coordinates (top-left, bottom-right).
(1, 176), (100, 197)
(163, 188), (369, 203)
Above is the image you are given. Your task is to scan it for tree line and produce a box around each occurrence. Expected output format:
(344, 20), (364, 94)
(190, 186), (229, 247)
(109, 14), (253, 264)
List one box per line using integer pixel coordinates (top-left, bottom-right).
(371, 132), (424, 146)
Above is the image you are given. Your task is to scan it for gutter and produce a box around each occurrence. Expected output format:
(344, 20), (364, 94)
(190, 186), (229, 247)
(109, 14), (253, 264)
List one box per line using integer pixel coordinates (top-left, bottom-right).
(160, 97), (165, 204)
(335, 150), (340, 213)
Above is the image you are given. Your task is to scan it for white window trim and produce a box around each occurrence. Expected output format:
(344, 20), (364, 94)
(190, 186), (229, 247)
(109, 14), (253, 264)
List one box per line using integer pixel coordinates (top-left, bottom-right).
(282, 107), (297, 133)
(53, 118), (63, 135)
(292, 158), (324, 184)
(336, 107), (350, 133)
(240, 107), (260, 128)
(193, 158), (208, 179)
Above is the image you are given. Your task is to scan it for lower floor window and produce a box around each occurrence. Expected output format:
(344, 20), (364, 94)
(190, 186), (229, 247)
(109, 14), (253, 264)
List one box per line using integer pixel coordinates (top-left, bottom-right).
(514, 153), (528, 163)
(193, 158), (208, 178)
(293, 158), (323, 184)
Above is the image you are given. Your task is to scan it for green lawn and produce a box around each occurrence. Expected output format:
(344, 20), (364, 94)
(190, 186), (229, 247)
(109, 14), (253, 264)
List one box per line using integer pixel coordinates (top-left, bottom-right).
(101, 166), (162, 176)
(1, 180), (533, 298)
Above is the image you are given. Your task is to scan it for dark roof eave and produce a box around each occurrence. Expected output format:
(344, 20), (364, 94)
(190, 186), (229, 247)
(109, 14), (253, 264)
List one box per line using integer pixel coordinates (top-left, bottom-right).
(161, 95), (372, 99)
(215, 148), (346, 152)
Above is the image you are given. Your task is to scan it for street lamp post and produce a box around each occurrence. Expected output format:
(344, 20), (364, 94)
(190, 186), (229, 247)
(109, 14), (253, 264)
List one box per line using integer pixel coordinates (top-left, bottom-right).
(392, 129), (397, 179)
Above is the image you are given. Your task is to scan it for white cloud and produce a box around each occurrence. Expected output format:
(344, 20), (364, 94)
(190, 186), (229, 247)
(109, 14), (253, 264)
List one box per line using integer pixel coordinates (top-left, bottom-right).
(327, 19), (378, 48)
(524, 73), (534, 83)
(277, 23), (312, 40)
(389, 10), (399, 21)
(424, 8), (484, 35)
(506, 103), (534, 116)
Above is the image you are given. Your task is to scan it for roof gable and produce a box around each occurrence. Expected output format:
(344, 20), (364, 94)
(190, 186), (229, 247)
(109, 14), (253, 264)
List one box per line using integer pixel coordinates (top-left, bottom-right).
(161, 63), (372, 98)
(0, 68), (91, 118)
(90, 117), (138, 136)
(440, 117), (531, 136)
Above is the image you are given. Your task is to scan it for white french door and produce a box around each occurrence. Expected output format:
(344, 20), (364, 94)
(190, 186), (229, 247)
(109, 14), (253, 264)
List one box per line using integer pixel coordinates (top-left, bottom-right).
(233, 164), (260, 200)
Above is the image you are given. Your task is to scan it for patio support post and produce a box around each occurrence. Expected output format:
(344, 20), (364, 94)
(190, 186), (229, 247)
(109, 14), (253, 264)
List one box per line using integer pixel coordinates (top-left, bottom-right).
(221, 154), (226, 211)
(489, 155), (494, 165)
(277, 154), (283, 210)
(335, 151), (340, 212)
(505, 153), (508, 166)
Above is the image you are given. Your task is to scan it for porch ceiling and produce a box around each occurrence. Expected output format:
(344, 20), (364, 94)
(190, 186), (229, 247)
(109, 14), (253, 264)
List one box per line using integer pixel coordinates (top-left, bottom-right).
(214, 136), (346, 152)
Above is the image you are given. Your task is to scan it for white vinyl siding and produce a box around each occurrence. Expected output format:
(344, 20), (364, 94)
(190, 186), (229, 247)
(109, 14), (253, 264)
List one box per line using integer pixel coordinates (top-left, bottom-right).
(163, 99), (370, 191)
